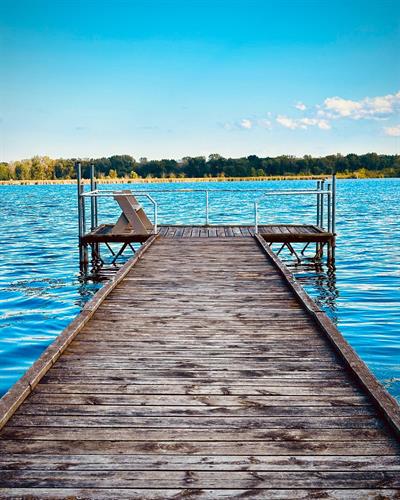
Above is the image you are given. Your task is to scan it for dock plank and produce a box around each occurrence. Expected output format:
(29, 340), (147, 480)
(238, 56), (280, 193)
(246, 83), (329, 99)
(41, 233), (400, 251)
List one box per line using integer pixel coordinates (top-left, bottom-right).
(0, 234), (399, 497)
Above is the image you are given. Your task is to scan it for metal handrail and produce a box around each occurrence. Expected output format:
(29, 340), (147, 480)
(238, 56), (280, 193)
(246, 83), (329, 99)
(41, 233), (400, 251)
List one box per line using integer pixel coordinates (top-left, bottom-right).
(77, 163), (336, 234)
(80, 190), (158, 234)
(253, 176), (336, 233)
(82, 186), (335, 229)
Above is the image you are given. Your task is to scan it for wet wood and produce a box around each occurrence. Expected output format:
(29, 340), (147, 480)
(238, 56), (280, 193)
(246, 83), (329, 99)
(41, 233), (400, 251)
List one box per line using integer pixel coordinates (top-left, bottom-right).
(0, 235), (399, 497)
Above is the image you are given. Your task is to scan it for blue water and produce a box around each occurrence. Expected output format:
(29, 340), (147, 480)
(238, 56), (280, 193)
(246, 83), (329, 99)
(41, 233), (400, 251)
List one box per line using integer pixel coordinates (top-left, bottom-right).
(0, 179), (399, 400)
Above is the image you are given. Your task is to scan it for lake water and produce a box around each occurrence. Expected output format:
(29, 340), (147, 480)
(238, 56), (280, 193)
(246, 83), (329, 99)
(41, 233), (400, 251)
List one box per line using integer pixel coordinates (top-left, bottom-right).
(0, 178), (399, 401)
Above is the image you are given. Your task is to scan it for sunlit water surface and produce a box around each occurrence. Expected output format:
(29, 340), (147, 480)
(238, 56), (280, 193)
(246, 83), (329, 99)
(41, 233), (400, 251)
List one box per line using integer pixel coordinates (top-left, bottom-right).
(0, 179), (399, 400)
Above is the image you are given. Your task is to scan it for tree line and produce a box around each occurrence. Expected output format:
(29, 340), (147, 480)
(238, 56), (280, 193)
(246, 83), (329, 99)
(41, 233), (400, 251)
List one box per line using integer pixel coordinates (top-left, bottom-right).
(0, 153), (399, 181)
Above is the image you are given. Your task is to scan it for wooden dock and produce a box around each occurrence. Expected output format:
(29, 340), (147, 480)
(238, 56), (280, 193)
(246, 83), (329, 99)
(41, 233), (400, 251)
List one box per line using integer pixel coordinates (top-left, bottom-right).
(0, 229), (399, 498)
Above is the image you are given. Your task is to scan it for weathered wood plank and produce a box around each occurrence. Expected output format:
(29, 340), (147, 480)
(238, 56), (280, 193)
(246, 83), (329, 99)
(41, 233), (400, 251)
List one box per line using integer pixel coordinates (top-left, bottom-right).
(17, 403), (375, 418)
(1, 454), (399, 470)
(26, 393), (370, 407)
(1, 470), (399, 489)
(8, 415), (384, 429)
(2, 427), (391, 443)
(35, 382), (363, 396)
(1, 439), (397, 456)
(1, 234), (399, 496)
(0, 489), (397, 499)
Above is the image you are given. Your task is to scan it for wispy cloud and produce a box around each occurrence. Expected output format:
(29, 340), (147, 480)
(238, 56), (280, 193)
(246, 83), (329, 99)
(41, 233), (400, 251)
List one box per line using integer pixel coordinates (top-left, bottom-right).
(223, 118), (253, 130)
(224, 90), (399, 135)
(384, 124), (400, 137)
(239, 118), (253, 129)
(257, 119), (272, 129)
(295, 102), (307, 111)
(276, 115), (330, 130)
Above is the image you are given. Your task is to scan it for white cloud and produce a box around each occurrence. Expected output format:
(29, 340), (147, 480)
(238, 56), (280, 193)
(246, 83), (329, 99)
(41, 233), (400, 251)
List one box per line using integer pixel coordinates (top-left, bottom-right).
(384, 124), (400, 137)
(258, 119), (272, 129)
(224, 90), (399, 134)
(295, 102), (307, 111)
(276, 115), (330, 130)
(321, 91), (400, 120)
(239, 119), (253, 129)
(222, 120), (249, 131)
(276, 115), (298, 129)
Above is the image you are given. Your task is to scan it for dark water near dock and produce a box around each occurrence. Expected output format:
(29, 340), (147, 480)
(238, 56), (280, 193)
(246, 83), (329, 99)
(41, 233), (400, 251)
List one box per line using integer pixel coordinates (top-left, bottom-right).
(0, 179), (399, 400)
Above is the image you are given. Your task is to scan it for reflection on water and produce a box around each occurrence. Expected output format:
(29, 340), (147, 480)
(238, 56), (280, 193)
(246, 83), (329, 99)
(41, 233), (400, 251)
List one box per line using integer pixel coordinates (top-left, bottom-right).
(0, 178), (399, 401)
(292, 262), (339, 324)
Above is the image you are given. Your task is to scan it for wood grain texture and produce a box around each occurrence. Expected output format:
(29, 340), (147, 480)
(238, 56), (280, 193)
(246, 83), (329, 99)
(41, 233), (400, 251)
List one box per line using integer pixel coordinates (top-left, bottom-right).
(0, 234), (399, 497)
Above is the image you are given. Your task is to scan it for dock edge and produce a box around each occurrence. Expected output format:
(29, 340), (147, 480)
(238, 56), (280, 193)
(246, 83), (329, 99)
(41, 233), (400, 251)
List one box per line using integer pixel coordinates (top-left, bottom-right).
(255, 233), (400, 438)
(0, 233), (159, 430)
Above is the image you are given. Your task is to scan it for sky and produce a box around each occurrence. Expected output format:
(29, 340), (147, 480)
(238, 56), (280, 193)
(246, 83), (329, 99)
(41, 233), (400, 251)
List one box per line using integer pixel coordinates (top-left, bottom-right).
(0, 0), (399, 161)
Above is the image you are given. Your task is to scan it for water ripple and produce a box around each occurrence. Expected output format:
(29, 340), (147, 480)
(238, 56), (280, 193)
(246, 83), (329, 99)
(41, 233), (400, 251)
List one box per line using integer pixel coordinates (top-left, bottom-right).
(0, 178), (399, 401)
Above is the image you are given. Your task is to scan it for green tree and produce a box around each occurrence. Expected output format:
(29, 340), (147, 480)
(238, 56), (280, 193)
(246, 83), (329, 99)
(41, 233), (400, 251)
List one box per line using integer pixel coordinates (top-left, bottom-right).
(0, 163), (11, 180)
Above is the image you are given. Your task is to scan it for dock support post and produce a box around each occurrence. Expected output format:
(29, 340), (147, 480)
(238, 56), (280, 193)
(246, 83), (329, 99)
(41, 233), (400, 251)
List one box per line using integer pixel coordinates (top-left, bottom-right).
(316, 180), (321, 227)
(254, 201), (259, 233)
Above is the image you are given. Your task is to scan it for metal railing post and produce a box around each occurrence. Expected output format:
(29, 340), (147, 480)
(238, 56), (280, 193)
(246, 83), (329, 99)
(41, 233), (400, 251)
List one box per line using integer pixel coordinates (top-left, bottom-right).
(254, 201), (258, 233)
(320, 179), (325, 229)
(144, 195), (158, 234)
(90, 164), (96, 231)
(205, 190), (209, 226)
(316, 180), (321, 226)
(76, 162), (82, 249)
(332, 174), (336, 234)
(327, 183), (331, 233)
(94, 179), (98, 227)
(76, 162), (87, 269)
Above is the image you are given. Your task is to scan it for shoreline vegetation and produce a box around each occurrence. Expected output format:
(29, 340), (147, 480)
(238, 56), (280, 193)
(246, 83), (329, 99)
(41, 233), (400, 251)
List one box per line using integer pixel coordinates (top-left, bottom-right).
(0, 153), (399, 185)
(0, 172), (393, 185)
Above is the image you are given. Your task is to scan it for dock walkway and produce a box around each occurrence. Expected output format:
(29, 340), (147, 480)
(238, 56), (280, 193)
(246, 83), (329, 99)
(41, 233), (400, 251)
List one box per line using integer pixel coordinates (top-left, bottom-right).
(0, 231), (399, 498)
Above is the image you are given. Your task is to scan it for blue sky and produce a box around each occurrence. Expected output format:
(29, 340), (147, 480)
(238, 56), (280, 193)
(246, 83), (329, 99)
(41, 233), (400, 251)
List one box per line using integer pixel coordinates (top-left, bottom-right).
(1, 0), (399, 161)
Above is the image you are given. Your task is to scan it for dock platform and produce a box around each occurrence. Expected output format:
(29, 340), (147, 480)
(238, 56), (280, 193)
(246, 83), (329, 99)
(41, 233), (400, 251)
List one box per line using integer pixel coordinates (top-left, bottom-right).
(0, 230), (399, 498)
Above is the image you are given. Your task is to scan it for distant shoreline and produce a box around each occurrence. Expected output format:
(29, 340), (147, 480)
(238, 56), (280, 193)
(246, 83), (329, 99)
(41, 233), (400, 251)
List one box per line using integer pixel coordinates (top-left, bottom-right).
(0, 173), (391, 186)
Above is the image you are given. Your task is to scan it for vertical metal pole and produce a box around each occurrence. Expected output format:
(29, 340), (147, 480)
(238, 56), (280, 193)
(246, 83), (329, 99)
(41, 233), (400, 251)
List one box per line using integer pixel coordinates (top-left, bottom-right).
(205, 190), (209, 226)
(331, 173), (337, 264)
(316, 181), (321, 227)
(154, 203), (158, 233)
(332, 174), (336, 234)
(327, 183), (331, 233)
(90, 164), (96, 231)
(76, 162), (87, 270)
(79, 163), (88, 270)
(320, 179), (325, 229)
(76, 162), (84, 268)
(254, 202), (258, 233)
(94, 179), (98, 227)
(90, 163), (99, 267)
